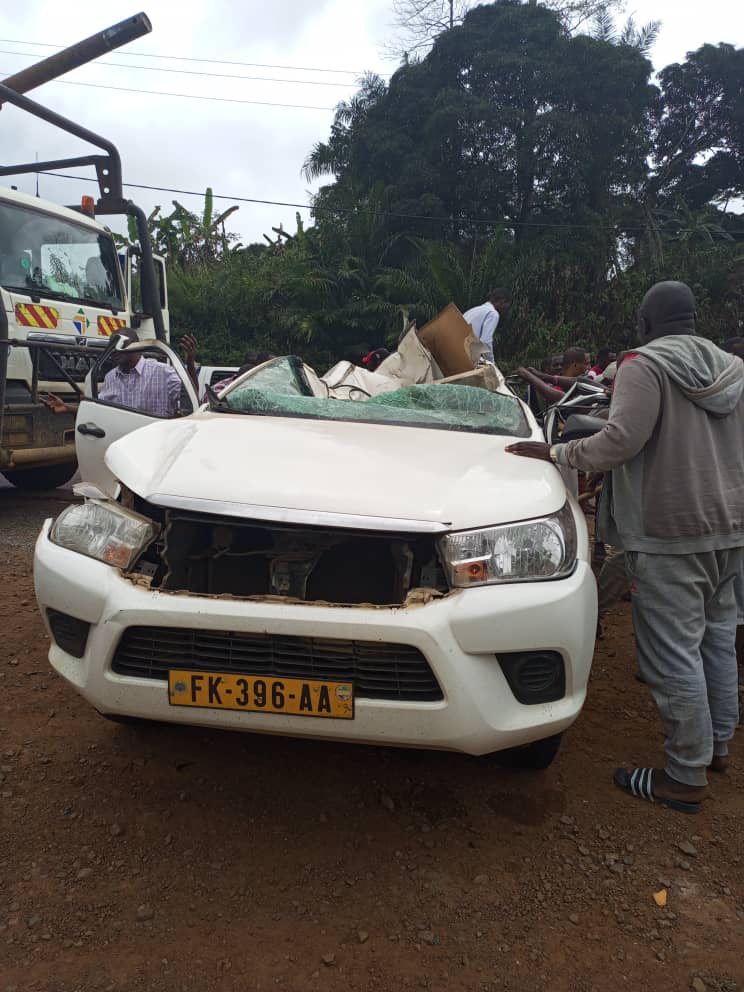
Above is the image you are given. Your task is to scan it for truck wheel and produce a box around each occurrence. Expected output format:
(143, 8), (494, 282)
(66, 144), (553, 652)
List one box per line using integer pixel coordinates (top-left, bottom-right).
(493, 733), (563, 770)
(2, 462), (78, 491)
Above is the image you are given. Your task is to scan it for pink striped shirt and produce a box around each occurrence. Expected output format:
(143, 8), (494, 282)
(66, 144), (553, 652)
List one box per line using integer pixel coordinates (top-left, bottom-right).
(100, 357), (182, 417)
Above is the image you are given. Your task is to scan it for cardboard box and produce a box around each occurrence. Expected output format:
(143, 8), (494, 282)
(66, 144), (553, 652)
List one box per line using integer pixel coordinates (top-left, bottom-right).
(436, 365), (502, 392)
(417, 303), (485, 377)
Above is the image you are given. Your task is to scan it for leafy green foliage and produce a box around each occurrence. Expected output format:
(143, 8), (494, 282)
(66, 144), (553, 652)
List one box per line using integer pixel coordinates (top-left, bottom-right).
(153, 188), (240, 267)
(651, 44), (744, 209)
(163, 2), (744, 370)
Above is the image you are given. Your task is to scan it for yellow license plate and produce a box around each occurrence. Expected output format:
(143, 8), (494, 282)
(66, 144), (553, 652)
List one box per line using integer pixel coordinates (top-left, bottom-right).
(167, 670), (354, 720)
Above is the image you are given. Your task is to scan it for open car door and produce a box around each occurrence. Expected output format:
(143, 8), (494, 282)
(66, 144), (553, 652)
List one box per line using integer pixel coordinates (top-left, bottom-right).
(75, 338), (198, 495)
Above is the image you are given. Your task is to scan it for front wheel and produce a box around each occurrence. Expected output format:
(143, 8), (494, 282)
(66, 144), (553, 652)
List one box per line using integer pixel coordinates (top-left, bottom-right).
(2, 462), (78, 491)
(493, 733), (563, 770)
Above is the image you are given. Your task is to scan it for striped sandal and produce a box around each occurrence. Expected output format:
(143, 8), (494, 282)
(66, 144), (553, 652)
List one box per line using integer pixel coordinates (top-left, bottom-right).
(613, 767), (702, 815)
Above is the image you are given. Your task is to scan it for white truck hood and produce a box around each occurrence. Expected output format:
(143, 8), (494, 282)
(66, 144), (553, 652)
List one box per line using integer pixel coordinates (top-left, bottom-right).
(106, 411), (566, 532)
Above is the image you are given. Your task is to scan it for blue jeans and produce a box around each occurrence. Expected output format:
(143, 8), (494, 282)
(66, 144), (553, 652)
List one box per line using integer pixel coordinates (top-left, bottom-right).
(626, 548), (743, 787)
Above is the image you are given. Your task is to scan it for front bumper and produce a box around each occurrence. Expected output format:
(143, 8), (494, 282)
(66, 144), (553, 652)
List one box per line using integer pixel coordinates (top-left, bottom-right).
(34, 521), (597, 756)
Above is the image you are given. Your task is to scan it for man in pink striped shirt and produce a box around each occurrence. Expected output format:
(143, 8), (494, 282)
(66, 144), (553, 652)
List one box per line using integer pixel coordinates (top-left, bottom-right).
(99, 331), (197, 417)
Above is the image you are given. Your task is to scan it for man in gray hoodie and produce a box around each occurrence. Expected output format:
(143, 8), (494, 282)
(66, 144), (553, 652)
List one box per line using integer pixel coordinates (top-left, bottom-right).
(508, 281), (744, 814)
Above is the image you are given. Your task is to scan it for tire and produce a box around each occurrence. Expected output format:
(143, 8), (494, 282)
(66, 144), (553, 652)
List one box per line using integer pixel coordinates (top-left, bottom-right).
(494, 733), (563, 770)
(2, 462), (78, 491)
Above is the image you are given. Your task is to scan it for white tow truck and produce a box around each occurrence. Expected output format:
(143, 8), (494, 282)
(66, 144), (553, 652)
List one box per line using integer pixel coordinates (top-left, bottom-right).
(0, 13), (170, 490)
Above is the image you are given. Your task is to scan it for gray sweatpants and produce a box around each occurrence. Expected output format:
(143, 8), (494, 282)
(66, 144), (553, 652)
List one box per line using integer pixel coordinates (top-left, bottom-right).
(625, 548), (744, 788)
(735, 564), (744, 625)
(597, 546), (627, 615)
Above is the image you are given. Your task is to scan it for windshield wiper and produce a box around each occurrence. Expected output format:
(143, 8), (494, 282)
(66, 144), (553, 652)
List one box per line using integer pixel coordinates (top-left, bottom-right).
(3, 283), (122, 311)
(2, 283), (41, 296)
(205, 382), (231, 412)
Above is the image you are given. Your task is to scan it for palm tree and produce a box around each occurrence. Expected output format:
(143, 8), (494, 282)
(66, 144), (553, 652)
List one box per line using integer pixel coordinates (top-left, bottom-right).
(591, 9), (661, 56)
(302, 74), (388, 183)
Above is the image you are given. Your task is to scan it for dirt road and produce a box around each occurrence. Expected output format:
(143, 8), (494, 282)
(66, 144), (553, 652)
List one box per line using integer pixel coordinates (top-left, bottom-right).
(2, 514), (743, 992)
(0, 478), (76, 547)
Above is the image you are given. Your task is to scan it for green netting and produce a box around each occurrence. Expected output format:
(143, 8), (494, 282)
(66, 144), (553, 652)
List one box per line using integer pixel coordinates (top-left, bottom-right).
(225, 382), (529, 437)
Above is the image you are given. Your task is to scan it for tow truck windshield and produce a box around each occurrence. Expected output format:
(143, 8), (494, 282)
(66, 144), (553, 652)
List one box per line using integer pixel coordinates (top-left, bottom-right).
(0, 198), (124, 310)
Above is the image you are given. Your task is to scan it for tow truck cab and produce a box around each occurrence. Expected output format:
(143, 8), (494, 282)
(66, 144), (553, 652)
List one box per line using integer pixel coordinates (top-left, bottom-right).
(0, 188), (169, 488)
(0, 12), (169, 490)
(0, 188), (169, 489)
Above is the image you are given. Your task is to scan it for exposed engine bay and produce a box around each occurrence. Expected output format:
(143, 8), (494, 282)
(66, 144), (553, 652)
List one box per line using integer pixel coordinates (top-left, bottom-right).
(131, 507), (449, 607)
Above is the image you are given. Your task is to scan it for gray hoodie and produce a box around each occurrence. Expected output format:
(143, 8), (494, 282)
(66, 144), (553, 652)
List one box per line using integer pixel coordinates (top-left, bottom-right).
(641, 334), (744, 417)
(554, 329), (744, 553)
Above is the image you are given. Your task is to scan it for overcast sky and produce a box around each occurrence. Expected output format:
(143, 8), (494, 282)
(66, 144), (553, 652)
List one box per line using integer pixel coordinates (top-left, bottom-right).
(2, 0), (742, 245)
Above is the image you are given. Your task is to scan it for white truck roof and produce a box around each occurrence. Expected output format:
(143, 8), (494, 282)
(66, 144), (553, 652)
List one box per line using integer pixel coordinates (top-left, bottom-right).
(0, 184), (111, 234)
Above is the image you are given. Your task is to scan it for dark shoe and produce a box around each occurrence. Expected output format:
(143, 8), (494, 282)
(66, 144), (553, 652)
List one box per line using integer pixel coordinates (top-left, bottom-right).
(613, 767), (706, 814)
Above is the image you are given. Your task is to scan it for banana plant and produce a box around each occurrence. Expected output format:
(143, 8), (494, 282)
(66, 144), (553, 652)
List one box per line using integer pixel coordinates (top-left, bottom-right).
(144, 188), (240, 267)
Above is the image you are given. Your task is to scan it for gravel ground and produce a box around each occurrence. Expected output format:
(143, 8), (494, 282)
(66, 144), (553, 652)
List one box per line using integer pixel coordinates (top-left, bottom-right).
(1, 507), (743, 992)
(0, 484), (77, 547)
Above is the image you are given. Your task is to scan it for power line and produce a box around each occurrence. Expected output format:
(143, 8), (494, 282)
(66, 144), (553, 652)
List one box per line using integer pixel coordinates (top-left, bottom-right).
(0, 37), (368, 76)
(37, 171), (318, 211)
(0, 49), (358, 88)
(0, 71), (334, 111)
(32, 170), (658, 232)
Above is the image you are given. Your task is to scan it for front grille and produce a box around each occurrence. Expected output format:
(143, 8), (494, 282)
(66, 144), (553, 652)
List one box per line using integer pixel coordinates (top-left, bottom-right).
(4, 414), (32, 432)
(112, 626), (443, 702)
(27, 332), (110, 383)
(4, 413), (32, 445)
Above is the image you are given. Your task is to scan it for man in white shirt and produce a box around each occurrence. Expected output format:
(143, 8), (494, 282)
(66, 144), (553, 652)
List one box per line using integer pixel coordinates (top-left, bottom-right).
(463, 288), (511, 362)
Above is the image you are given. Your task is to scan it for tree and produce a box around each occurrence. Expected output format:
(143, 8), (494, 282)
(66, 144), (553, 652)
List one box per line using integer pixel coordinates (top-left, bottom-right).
(388, 0), (629, 57)
(590, 8), (660, 56)
(633, 43), (744, 266)
(650, 44), (744, 209)
(164, 14), (744, 371)
(315, 3), (652, 241)
(303, 74), (388, 184)
(389, 0), (470, 58)
(539, 0), (625, 33)
(301, 1), (659, 356)
(152, 188), (240, 267)
(114, 207), (162, 252)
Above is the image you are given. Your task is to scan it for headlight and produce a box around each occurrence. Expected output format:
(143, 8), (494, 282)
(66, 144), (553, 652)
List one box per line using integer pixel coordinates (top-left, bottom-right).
(50, 500), (159, 570)
(440, 503), (577, 587)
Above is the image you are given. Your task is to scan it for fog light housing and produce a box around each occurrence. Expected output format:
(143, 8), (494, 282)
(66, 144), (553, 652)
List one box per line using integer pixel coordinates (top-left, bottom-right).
(498, 651), (565, 704)
(47, 609), (90, 659)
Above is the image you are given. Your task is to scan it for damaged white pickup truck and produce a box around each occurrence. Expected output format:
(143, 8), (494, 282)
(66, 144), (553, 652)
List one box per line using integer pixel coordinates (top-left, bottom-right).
(34, 329), (597, 768)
